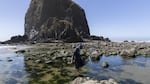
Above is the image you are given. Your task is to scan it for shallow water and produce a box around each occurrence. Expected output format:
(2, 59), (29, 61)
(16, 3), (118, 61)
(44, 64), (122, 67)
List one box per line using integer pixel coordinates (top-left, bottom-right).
(0, 45), (29, 84)
(85, 55), (150, 84)
(1, 45), (150, 84)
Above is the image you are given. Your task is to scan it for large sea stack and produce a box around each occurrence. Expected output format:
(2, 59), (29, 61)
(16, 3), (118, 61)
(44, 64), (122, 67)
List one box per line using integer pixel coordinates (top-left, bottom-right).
(25, 0), (90, 42)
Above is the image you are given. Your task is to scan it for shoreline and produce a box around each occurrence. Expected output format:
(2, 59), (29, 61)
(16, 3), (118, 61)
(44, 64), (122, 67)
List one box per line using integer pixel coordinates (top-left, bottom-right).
(16, 41), (150, 83)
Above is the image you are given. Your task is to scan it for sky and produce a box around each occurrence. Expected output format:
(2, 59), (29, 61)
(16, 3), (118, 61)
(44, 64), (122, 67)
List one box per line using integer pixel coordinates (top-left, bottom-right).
(0, 0), (30, 41)
(0, 0), (150, 41)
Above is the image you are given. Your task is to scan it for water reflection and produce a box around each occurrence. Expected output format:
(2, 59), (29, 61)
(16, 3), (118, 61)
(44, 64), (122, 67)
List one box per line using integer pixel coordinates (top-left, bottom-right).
(85, 55), (150, 84)
(0, 46), (29, 84)
(1, 45), (150, 84)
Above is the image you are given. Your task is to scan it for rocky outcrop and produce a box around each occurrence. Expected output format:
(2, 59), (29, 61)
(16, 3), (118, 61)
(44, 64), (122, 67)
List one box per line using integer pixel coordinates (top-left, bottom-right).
(25, 0), (90, 42)
(90, 35), (111, 42)
(23, 42), (150, 83)
(3, 35), (28, 44)
(83, 41), (150, 57)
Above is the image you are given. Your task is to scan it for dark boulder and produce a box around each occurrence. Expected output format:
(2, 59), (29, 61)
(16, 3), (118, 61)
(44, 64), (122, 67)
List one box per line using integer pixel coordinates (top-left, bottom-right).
(4, 35), (28, 43)
(10, 35), (28, 42)
(90, 35), (111, 42)
(124, 40), (129, 42)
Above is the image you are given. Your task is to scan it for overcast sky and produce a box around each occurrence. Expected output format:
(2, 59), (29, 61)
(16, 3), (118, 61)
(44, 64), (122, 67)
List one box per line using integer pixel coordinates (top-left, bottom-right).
(0, 0), (150, 41)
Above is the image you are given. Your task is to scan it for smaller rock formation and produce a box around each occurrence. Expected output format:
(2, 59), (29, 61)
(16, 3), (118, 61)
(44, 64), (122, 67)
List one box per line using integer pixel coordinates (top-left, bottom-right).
(4, 35), (28, 44)
(10, 35), (28, 42)
(124, 40), (129, 42)
(90, 35), (111, 42)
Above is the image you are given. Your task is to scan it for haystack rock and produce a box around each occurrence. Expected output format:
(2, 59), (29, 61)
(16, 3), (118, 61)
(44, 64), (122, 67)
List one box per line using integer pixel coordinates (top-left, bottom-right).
(25, 0), (90, 42)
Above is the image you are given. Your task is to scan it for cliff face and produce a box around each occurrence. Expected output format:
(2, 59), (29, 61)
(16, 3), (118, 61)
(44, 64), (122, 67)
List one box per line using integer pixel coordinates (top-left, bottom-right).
(25, 0), (90, 42)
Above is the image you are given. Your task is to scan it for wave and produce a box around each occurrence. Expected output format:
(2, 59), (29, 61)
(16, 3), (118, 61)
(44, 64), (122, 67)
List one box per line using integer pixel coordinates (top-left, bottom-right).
(0, 45), (16, 49)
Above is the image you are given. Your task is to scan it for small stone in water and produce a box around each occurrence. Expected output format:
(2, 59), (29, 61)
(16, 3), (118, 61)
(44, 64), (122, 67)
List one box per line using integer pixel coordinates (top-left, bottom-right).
(101, 62), (109, 68)
(8, 59), (13, 62)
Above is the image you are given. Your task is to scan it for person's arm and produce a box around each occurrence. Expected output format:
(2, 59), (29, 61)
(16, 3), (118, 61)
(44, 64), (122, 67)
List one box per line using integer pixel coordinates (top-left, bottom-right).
(72, 47), (78, 63)
(71, 54), (75, 64)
